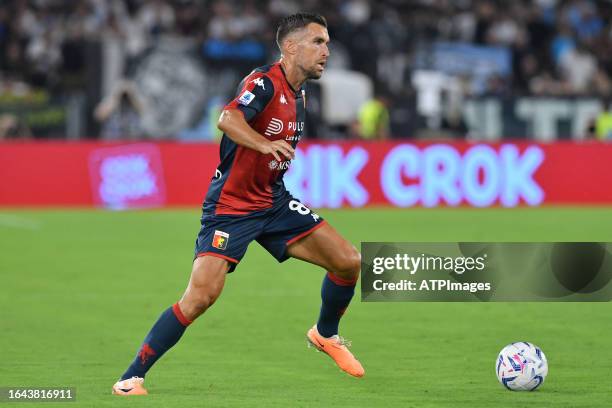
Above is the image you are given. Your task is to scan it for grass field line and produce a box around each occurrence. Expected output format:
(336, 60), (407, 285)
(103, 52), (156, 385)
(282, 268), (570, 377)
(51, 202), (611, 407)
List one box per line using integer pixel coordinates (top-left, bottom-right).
(0, 213), (41, 230)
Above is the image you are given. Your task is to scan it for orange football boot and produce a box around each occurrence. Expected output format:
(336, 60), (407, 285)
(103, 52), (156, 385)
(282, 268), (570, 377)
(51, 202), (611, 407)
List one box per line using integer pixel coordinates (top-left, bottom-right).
(307, 325), (365, 377)
(112, 377), (148, 396)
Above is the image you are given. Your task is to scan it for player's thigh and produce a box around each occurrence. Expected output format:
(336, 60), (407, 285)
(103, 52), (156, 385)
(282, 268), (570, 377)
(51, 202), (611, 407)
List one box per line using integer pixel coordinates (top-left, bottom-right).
(179, 255), (229, 319)
(186, 255), (229, 296)
(286, 222), (361, 278)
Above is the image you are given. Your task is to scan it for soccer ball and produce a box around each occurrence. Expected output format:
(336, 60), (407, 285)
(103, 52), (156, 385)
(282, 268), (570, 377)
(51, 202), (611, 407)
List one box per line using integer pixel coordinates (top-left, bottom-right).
(496, 342), (548, 391)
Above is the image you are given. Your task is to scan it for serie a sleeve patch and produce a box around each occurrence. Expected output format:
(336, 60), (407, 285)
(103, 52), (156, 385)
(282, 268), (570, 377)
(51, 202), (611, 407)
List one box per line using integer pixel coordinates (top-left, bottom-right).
(238, 91), (255, 106)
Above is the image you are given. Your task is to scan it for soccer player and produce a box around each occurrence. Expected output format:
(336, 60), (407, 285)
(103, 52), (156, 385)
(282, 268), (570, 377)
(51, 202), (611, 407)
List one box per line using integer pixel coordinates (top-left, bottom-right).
(112, 12), (364, 396)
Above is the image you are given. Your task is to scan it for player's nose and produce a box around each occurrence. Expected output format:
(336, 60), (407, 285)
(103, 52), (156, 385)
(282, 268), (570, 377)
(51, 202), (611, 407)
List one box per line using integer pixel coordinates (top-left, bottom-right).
(321, 44), (330, 58)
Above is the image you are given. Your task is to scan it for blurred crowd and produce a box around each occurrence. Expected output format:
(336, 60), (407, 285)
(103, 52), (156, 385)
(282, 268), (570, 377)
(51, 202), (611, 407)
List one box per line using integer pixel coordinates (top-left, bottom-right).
(1, 0), (612, 139)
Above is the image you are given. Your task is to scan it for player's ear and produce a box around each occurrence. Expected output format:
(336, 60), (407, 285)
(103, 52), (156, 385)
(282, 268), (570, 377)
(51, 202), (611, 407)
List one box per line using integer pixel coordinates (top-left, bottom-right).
(284, 38), (298, 56)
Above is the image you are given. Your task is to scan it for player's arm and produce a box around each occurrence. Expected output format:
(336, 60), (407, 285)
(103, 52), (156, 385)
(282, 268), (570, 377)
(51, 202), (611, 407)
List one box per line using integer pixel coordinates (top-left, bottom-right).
(218, 109), (294, 162)
(218, 74), (294, 162)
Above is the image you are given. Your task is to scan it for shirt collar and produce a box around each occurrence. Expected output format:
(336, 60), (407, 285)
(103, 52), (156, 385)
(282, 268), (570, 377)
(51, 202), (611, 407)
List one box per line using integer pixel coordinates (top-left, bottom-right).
(278, 62), (302, 97)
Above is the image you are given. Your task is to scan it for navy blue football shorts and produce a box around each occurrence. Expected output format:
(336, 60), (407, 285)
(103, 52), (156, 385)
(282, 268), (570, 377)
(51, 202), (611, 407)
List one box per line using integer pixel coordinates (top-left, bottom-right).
(194, 196), (326, 273)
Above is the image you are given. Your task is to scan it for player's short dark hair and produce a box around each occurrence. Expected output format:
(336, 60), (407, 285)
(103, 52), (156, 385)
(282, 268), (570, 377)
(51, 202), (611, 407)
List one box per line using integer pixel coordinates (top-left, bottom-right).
(276, 12), (327, 49)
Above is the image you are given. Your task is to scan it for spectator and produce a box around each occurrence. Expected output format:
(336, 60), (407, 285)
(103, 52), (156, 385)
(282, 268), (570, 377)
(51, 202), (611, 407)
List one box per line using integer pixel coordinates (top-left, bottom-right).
(487, 13), (524, 47)
(94, 80), (146, 140)
(356, 91), (391, 140)
(137, 0), (175, 37)
(208, 1), (240, 41)
(551, 22), (576, 65)
(1, 40), (27, 81)
(25, 29), (62, 88)
(596, 100), (612, 141)
(564, 0), (603, 41)
(0, 113), (32, 139)
(558, 42), (596, 93)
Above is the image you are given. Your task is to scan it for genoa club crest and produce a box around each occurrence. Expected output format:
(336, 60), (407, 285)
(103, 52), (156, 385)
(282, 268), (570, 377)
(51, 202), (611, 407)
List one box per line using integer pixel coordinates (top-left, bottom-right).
(212, 230), (229, 250)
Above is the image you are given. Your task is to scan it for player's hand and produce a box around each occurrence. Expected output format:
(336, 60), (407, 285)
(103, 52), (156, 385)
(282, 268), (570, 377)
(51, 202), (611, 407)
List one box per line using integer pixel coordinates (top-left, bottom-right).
(258, 140), (295, 162)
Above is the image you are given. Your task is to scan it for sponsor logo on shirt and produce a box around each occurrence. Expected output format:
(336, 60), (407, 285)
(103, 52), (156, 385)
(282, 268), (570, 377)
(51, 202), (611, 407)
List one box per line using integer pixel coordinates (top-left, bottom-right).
(269, 160), (291, 171)
(264, 118), (284, 136)
(251, 78), (265, 89)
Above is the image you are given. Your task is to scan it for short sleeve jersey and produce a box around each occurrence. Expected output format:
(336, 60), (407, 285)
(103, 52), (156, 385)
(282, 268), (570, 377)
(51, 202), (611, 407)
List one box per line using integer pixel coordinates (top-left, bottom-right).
(203, 62), (307, 215)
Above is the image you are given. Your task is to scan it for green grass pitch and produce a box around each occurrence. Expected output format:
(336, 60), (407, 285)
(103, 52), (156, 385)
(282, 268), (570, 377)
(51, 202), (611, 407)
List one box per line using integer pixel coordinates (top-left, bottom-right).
(1, 208), (611, 407)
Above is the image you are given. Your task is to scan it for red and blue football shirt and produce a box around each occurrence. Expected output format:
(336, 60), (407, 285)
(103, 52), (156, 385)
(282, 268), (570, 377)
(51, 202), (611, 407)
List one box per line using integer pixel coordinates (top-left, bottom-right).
(203, 62), (307, 215)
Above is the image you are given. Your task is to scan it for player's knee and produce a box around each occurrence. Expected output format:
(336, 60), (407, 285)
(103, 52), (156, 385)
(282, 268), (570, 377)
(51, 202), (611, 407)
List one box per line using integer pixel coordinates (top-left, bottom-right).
(183, 293), (214, 320)
(331, 247), (361, 280)
(194, 293), (215, 314)
(182, 285), (222, 320)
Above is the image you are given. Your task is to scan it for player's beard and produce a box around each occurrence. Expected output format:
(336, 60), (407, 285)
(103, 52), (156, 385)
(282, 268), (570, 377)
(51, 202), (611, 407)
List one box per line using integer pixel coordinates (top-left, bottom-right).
(307, 68), (323, 79)
(299, 63), (323, 80)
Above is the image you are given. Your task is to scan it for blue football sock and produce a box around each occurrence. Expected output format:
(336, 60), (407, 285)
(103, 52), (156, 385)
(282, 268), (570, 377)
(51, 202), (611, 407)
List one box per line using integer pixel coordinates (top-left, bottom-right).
(317, 272), (356, 338)
(121, 303), (192, 380)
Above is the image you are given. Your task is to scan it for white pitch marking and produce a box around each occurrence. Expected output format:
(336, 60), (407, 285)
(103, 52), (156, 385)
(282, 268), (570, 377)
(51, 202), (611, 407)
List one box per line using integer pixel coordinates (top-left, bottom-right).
(0, 214), (41, 230)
